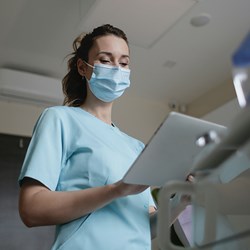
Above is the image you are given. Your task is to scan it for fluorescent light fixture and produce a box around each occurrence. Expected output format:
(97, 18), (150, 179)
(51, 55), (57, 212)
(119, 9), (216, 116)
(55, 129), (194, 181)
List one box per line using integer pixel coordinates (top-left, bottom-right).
(233, 71), (248, 108)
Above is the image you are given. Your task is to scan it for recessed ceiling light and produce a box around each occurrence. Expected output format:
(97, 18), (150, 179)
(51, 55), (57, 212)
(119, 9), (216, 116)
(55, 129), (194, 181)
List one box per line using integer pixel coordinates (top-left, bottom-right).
(190, 13), (211, 27)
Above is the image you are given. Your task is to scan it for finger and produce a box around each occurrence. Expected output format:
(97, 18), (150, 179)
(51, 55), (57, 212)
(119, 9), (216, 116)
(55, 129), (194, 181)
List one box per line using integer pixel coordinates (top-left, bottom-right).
(186, 174), (195, 183)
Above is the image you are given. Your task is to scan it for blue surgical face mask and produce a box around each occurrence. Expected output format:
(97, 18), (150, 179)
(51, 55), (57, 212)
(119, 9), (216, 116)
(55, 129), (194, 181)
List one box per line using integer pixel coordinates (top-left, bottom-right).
(84, 62), (131, 102)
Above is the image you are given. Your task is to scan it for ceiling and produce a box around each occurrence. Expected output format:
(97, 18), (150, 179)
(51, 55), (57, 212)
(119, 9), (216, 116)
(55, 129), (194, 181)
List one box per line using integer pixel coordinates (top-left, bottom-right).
(0, 0), (249, 107)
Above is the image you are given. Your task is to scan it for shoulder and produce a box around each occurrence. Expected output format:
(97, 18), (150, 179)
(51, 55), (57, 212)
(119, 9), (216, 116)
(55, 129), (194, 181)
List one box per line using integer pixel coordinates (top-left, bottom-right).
(42, 105), (71, 116)
(118, 129), (145, 154)
(131, 137), (145, 154)
(39, 106), (76, 121)
(33, 106), (75, 132)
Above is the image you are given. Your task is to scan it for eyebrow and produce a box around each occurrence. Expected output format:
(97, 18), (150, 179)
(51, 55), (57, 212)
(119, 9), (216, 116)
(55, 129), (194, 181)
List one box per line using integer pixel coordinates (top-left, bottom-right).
(96, 51), (130, 59)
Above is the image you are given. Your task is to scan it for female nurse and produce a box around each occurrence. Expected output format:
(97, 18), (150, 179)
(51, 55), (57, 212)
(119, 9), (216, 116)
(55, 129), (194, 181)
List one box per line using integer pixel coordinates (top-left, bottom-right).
(18, 24), (157, 250)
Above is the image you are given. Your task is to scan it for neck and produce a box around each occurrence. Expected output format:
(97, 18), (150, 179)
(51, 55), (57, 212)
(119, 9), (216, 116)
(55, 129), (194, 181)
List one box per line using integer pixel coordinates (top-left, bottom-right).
(81, 101), (113, 125)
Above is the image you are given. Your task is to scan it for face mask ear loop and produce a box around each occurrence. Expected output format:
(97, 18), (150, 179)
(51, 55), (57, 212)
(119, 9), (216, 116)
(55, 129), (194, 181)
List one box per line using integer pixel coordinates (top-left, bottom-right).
(82, 60), (93, 82)
(83, 60), (94, 69)
(82, 75), (90, 83)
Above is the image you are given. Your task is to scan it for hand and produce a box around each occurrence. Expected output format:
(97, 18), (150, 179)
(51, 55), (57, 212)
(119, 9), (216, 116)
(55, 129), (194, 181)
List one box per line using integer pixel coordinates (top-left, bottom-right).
(186, 174), (195, 183)
(113, 180), (149, 197)
(180, 174), (195, 204)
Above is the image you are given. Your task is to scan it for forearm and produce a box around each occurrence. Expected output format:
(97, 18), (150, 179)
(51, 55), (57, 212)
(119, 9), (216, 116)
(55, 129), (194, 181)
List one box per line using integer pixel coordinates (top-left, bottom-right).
(19, 179), (148, 227)
(19, 181), (121, 227)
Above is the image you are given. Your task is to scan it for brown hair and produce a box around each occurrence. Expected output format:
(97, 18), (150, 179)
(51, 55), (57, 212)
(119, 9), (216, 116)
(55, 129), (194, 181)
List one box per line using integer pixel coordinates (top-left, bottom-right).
(62, 24), (128, 106)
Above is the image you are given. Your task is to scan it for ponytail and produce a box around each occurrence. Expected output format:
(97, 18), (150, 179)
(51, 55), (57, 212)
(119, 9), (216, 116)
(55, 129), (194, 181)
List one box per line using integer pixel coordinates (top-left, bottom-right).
(62, 34), (86, 106)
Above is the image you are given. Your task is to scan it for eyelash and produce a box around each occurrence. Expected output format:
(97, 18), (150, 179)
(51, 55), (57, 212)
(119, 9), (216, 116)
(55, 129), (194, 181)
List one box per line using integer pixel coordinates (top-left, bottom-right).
(120, 62), (128, 67)
(100, 59), (129, 67)
(100, 59), (110, 64)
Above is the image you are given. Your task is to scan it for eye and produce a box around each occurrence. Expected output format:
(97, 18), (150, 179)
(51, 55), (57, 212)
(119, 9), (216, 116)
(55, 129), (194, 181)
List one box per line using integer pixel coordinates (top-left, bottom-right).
(119, 62), (129, 68)
(100, 59), (111, 64)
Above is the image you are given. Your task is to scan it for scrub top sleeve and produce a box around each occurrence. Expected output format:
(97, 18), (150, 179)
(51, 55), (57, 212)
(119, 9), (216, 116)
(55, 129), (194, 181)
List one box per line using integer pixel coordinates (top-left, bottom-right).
(19, 108), (65, 191)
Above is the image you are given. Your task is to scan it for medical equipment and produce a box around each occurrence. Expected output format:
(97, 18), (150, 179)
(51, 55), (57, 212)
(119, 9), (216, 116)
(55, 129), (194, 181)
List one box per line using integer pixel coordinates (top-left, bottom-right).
(157, 106), (250, 249)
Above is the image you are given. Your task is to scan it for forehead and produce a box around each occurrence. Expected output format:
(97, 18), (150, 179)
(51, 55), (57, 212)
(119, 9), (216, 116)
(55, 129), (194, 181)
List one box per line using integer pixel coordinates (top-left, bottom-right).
(89, 35), (129, 58)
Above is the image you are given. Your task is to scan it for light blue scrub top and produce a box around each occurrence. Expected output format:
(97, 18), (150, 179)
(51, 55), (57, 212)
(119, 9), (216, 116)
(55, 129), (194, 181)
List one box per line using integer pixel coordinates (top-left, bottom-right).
(19, 106), (155, 250)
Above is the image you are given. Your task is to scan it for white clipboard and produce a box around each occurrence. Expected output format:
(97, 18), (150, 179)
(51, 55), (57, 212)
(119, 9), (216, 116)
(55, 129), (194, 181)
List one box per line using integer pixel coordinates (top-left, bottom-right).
(123, 112), (227, 187)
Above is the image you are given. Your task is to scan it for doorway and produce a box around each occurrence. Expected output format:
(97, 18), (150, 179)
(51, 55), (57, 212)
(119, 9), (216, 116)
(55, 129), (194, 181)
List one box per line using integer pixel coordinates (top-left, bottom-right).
(0, 133), (55, 250)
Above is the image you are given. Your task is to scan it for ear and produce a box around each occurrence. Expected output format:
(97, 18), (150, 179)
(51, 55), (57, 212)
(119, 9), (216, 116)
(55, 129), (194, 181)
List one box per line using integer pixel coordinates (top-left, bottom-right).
(77, 58), (87, 76)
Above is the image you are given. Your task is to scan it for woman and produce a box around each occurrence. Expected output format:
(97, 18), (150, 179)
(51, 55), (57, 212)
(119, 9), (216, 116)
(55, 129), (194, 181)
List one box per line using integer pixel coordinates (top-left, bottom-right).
(18, 24), (156, 250)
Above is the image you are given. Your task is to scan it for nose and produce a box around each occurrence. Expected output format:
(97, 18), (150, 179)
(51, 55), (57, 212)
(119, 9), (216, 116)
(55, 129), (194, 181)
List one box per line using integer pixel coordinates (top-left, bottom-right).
(113, 59), (120, 67)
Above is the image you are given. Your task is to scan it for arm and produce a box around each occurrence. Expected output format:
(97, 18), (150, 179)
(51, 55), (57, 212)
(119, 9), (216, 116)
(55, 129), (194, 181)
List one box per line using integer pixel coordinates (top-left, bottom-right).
(19, 178), (148, 227)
